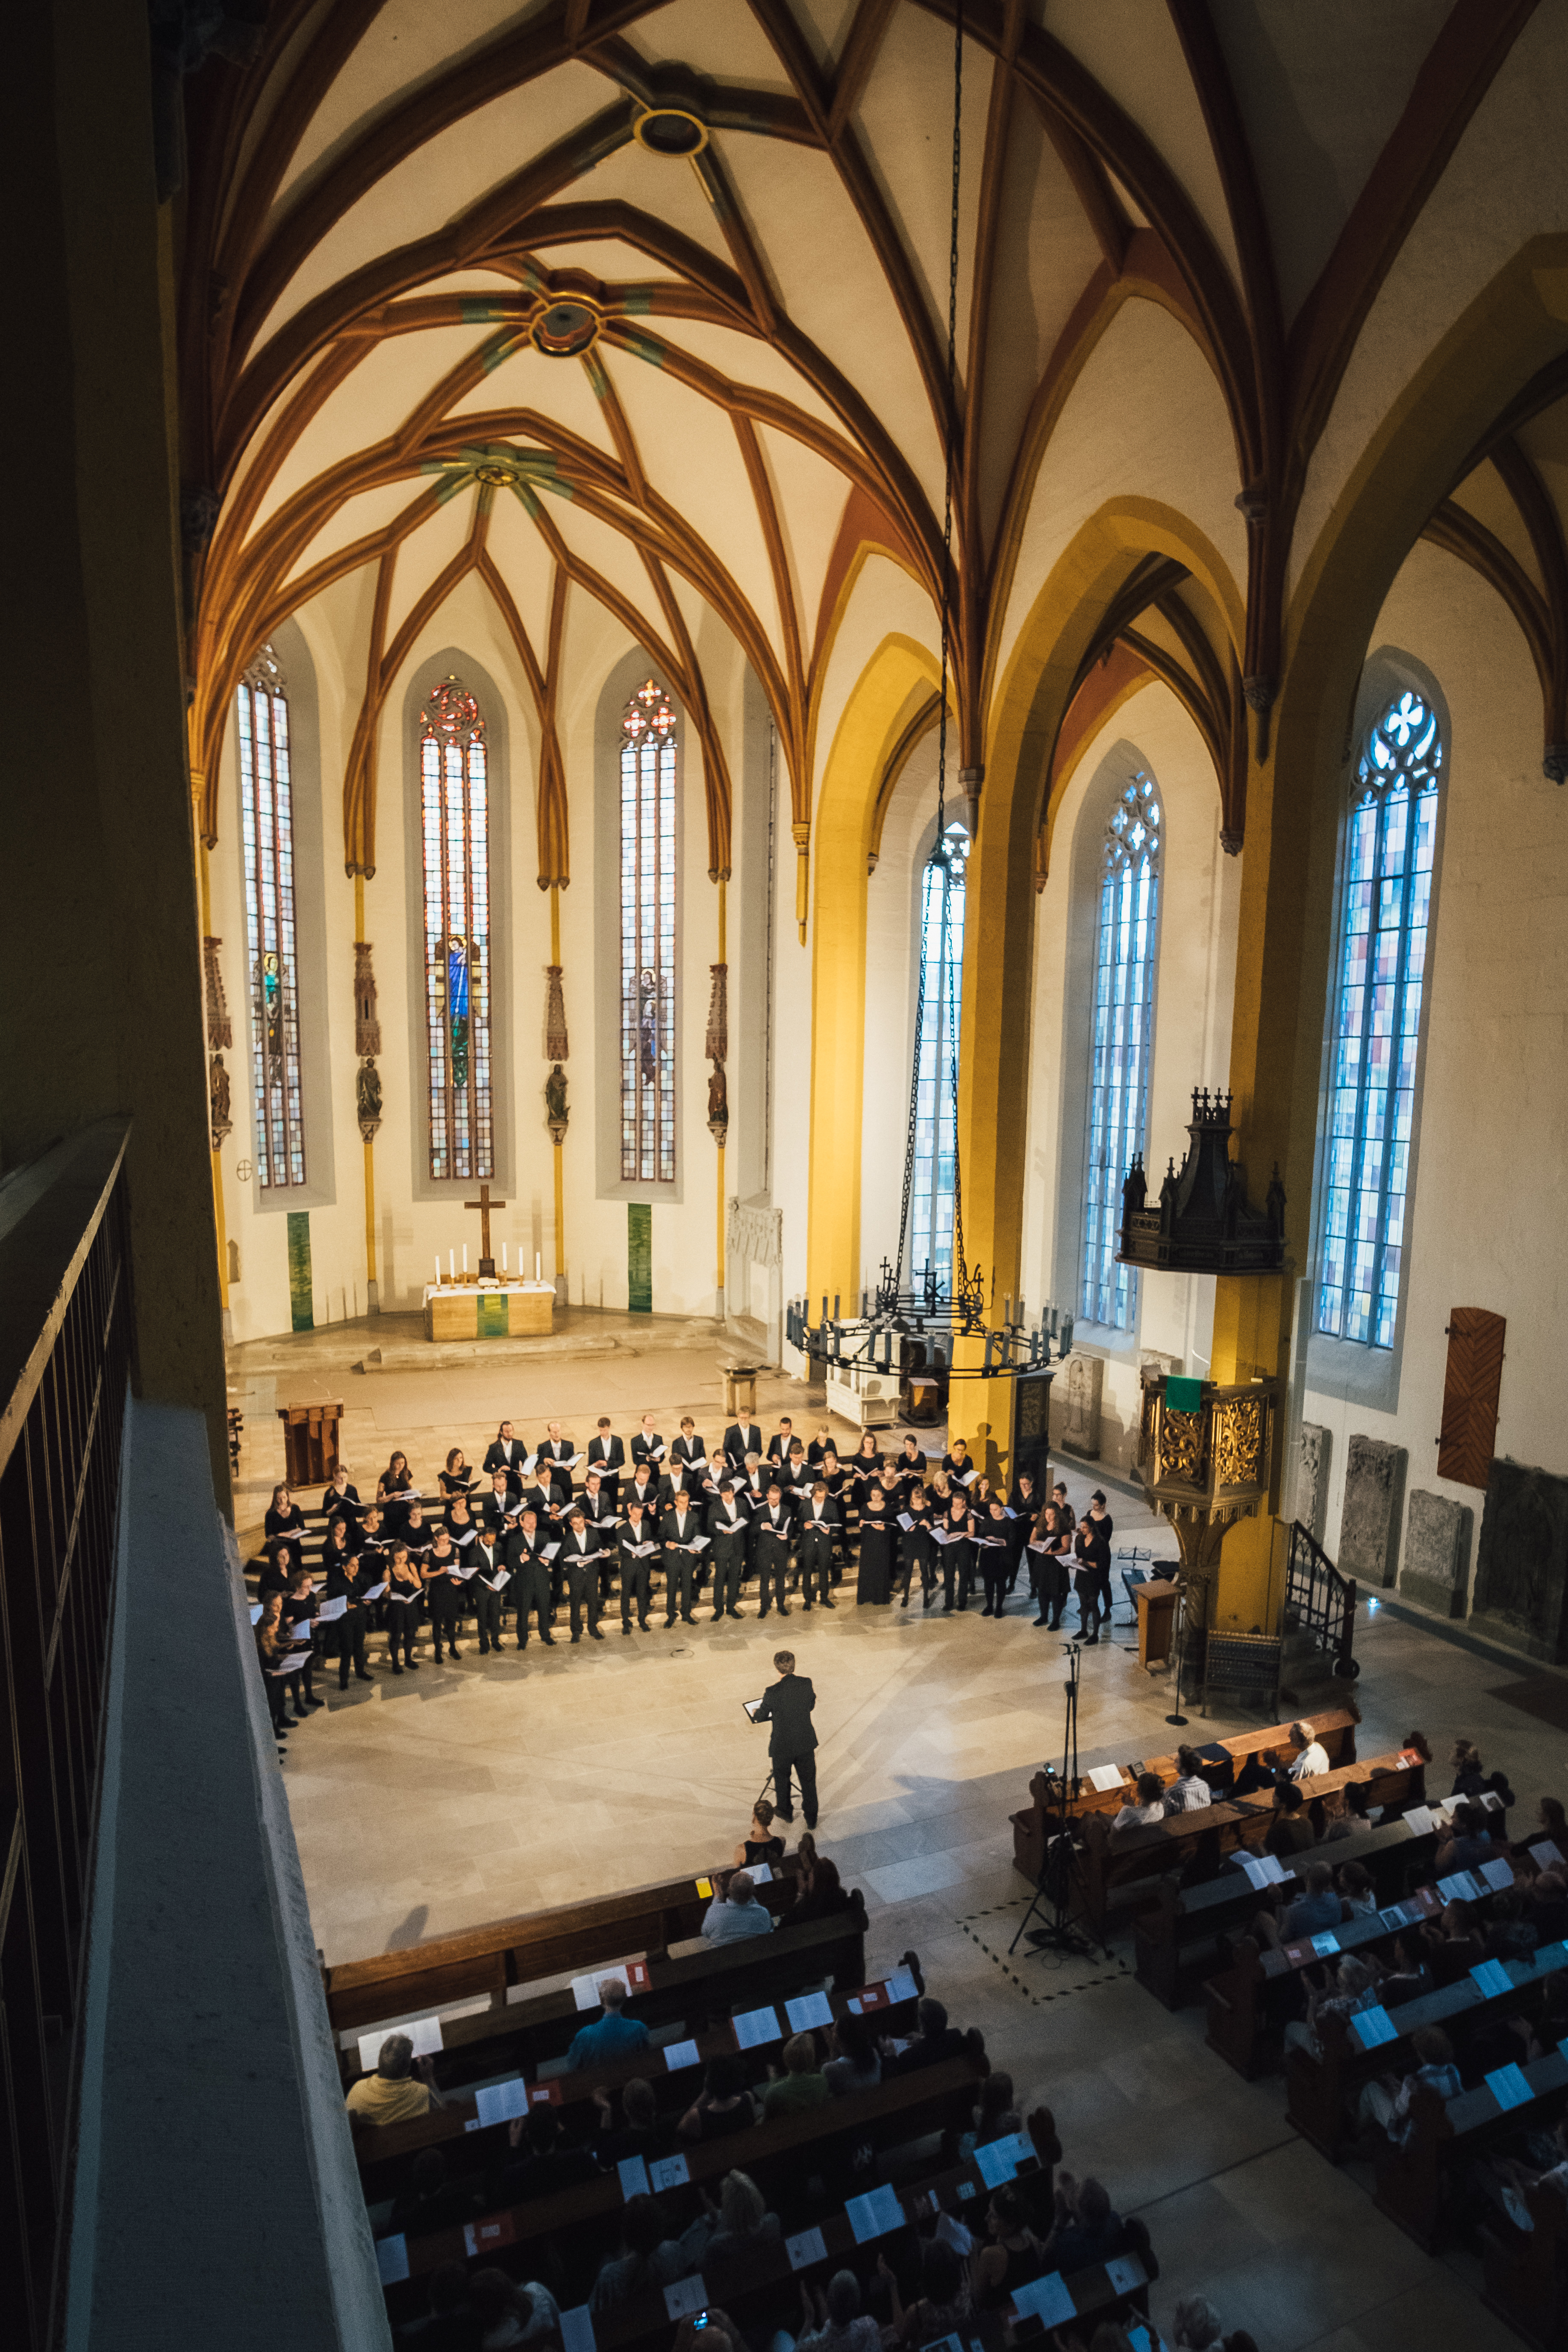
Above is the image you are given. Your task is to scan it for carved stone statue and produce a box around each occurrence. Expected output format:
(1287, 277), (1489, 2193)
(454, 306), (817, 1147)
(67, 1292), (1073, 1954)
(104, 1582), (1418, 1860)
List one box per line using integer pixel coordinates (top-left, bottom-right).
(1121, 1153), (1147, 1227)
(545, 1061), (569, 1144)
(209, 1052), (232, 1150)
(707, 1059), (728, 1139)
(356, 1057), (382, 1143)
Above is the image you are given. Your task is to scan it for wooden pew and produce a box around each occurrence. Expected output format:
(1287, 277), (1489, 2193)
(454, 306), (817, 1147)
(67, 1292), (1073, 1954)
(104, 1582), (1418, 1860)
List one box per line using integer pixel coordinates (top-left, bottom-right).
(1375, 2049), (1568, 2252)
(344, 1906), (871, 2114)
(1074, 1751), (1415, 1934)
(1482, 2165), (1568, 2351)
(1134, 1814), (1440, 2012)
(352, 1960), (924, 2200)
(378, 2049), (988, 2314)
(1010, 1703), (1364, 1881)
(1206, 1885), (1454, 2081)
(326, 1860), (809, 2034)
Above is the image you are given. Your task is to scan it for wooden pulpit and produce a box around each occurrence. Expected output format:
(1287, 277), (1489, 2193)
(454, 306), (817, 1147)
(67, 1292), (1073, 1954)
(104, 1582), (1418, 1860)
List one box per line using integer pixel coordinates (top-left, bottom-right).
(1137, 1577), (1179, 1670)
(277, 1394), (344, 1486)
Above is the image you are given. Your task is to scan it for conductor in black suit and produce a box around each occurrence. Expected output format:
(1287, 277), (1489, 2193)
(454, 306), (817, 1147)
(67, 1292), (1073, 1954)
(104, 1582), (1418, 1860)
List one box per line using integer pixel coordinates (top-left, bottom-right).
(753, 1650), (818, 1828)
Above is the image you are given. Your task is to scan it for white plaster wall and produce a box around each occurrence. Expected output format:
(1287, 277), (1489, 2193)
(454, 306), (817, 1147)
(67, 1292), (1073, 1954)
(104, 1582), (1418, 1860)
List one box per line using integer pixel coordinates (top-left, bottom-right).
(1303, 543), (1568, 1594)
(1020, 680), (1240, 1470)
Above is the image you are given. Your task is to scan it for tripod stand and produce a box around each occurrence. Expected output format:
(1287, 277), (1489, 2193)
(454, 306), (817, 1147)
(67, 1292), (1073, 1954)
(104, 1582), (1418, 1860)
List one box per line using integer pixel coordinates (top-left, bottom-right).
(1165, 1576), (1192, 1728)
(1009, 1642), (1108, 1962)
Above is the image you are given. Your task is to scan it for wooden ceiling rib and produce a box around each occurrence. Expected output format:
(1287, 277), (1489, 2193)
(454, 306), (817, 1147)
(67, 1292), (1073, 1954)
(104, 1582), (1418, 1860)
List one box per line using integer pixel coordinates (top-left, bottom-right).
(178, 0), (1551, 872)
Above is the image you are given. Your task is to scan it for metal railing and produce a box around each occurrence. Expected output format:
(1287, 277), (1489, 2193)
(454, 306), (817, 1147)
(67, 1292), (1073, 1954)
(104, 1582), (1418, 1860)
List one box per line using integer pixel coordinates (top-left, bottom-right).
(0, 1121), (133, 2350)
(1284, 1517), (1360, 1681)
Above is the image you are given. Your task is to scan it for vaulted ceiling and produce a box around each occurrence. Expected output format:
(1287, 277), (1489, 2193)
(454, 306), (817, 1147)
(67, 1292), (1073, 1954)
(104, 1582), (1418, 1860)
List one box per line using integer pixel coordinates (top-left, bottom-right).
(179, 0), (1547, 880)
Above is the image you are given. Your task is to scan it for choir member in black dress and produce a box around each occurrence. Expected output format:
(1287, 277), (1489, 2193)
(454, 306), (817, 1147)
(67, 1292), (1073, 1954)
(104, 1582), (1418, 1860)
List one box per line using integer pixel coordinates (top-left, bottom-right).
(586, 1416), (625, 1502)
(384, 1543), (424, 1671)
(974, 1497), (1014, 1617)
(422, 1526), (465, 1660)
(1027, 1502), (1071, 1629)
(282, 1566), (323, 1708)
(438, 1446), (473, 1498)
(806, 1423), (834, 1466)
(795, 1483), (840, 1610)
(707, 1481), (750, 1620)
(327, 1533), (376, 1687)
(377, 1450), (415, 1533)
(754, 1484), (794, 1618)
(1009, 1469), (1042, 1524)
(258, 1535), (299, 1600)
(935, 1492), (973, 1610)
(265, 1483), (306, 1544)
(1085, 1490), (1115, 1622)
(897, 1435), (927, 1490)
(481, 1422), (528, 1490)
(470, 1528), (509, 1655)
(618, 1499), (659, 1632)
(942, 1436), (978, 1492)
(856, 1487), (896, 1605)
(1072, 1516), (1106, 1642)
(255, 1595), (295, 1740)
(897, 1482), (935, 1607)
(444, 1488), (479, 1553)
(401, 1499), (433, 1572)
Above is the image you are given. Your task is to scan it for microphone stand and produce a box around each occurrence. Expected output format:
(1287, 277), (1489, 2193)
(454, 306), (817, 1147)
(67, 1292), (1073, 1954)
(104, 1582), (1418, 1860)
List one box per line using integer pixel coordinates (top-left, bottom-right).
(1166, 1575), (1191, 1728)
(1009, 1641), (1106, 1962)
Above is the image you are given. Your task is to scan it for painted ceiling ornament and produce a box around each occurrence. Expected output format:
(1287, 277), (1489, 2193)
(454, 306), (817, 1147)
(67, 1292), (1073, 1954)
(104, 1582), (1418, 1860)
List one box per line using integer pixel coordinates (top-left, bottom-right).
(354, 940), (381, 1057)
(705, 963), (727, 1064)
(545, 964), (569, 1063)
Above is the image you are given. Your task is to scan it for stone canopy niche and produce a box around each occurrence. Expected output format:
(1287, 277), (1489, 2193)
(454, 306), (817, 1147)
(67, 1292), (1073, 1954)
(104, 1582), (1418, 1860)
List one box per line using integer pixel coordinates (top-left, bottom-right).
(1471, 1458), (1568, 1663)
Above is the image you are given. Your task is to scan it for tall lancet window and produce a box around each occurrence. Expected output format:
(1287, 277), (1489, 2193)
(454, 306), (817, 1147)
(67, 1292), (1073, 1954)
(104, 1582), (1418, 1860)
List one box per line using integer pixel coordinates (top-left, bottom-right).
(421, 675), (493, 1181)
(237, 645), (306, 1187)
(1082, 774), (1162, 1328)
(1317, 689), (1442, 1348)
(910, 820), (969, 1288)
(619, 679), (678, 1183)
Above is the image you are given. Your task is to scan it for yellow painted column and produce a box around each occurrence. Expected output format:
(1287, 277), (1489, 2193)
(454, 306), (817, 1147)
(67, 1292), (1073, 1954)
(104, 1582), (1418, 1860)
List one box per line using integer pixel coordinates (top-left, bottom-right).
(551, 886), (565, 1285)
(356, 873), (379, 1304)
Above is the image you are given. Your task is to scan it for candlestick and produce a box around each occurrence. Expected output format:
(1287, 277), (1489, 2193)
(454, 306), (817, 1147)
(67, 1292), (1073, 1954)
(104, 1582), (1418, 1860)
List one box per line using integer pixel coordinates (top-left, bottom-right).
(449, 1249), (454, 1279)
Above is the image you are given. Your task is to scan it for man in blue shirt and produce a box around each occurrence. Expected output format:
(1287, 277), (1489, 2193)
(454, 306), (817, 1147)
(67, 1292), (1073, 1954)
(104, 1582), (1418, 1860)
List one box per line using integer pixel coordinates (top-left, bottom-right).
(565, 1976), (651, 2071)
(700, 1870), (775, 1943)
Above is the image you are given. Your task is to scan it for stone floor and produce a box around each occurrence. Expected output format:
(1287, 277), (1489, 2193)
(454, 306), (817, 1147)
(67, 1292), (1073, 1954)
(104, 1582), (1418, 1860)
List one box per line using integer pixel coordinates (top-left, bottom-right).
(233, 1310), (1567, 2352)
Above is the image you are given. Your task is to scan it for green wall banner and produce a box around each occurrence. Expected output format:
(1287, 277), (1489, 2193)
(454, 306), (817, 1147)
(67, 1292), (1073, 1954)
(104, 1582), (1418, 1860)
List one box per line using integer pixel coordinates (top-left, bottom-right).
(628, 1204), (652, 1314)
(286, 1211), (314, 1333)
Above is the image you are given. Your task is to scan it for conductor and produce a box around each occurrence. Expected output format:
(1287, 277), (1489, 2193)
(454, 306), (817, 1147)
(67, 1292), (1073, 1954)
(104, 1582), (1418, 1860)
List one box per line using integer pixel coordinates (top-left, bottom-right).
(753, 1650), (818, 1829)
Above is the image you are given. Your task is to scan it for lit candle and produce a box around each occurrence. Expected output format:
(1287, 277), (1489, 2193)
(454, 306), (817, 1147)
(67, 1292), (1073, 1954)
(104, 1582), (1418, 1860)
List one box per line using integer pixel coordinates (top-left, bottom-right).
(434, 1255), (440, 1284)
(502, 1243), (508, 1273)
(535, 1253), (541, 1281)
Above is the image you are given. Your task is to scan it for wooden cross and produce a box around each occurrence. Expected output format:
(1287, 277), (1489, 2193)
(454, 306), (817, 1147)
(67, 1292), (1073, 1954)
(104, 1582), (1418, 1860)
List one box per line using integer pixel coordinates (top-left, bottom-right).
(464, 1183), (506, 1269)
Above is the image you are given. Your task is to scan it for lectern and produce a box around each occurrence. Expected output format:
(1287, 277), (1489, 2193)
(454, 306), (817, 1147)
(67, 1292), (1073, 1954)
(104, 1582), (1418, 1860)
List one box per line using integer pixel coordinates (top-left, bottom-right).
(277, 1394), (343, 1485)
(1136, 1577), (1179, 1670)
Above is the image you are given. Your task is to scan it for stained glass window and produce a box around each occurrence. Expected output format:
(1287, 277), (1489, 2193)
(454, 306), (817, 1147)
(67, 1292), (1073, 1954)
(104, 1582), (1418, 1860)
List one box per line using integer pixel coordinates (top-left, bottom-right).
(1316, 690), (1441, 1348)
(421, 675), (493, 1182)
(909, 821), (969, 1289)
(1082, 774), (1162, 1328)
(237, 646), (306, 1188)
(620, 679), (678, 1183)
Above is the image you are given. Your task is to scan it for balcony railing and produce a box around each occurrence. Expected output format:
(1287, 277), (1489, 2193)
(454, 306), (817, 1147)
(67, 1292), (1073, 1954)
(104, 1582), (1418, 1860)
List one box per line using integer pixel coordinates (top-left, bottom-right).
(0, 1120), (132, 2351)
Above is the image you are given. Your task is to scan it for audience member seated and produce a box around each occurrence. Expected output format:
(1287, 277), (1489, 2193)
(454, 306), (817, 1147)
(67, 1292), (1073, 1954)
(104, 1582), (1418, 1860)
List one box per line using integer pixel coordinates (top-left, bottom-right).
(1162, 1748), (1213, 1814)
(1286, 1720), (1330, 1780)
(677, 2052), (757, 2142)
(760, 2031), (830, 2118)
(1038, 2172), (1125, 2271)
(1337, 1859), (1376, 1916)
(1483, 1890), (1539, 1963)
(347, 2033), (441, 2130)
(876, 2238), (971, 2348)
(590, 2193), (704, 2311)
(1435, 1802), (1496, 1875)
(788, 1855), (856, 1922)
(882, 1996), (966, 2077)
(1529, 1867), (1568, 1943)
(1112, 1772), (1167, 1829)
(566, 1975), (651, 2070)
(1264, 1782), (1315, 1858)
(1282, 1955), (1383, 2058)
(395, 2261), (481, 2352)
(590, 2076), (676, 2166)
(697, 2167), (782, 2265)
(823, 2013), (882, 2097)
(734, 1799), (785, 1870)
(1451, 1739), (1514, 1813)
(960, 2068), (1020, 2158)
(1266, 1860), (1346, 1944)
(969, 2184), (1043, 2308)
(1513, 1794), (1568, 1856)
(467, 2269), (560, 2350)
(1173, 2298), (1224, 2349)
(490, 2105), (598, 2204)
(701, 1870), (774, 1943)
(1356, 2024), (1462, 2146)
(388, 2147), (483, 2238)
(1422, 1897), (1486, 1985)
(794, 2270), (880, 2352)
(1379, 1931), (1432, 2006)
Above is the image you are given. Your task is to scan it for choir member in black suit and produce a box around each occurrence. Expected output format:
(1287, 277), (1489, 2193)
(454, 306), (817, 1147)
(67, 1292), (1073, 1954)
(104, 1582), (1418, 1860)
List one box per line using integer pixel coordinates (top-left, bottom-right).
(754, 1483), (794, 1618)
(438, 1446), (474, 1498)
(422, 1527), (465, 1660)
(765, 1418), (797, 1464)
(326, 1535), (376, 1688)
(618, 1500), (659, 1632)
(707, 1481), (750, 1620)
(722, 1414), (763, 1466)
(856, 1487), (895, 1605)
(631, 1411), (667, 1469)
(469, 1528), (509, 1655)
(579, 1471), (620, 1601)
(974, 1497), (1014, 1617)
(586, 1416), (625, 1502)
(377, 1450), (415, 1533)
(481, 1468), (519, 1543)
(782, 1440), (812, 1501)
(559, 1506), (604, 1642)
(482, 1422), (528, 1491)
(794, 1483), (840, 1610)
(624, 1459), (662, 1522)
(660, 1492), (704, 1626)
(897, 1483), (935, 1608)
(672, 1417), (710, 1482)
(538, 1421), (578, 1503)
(265, 1484), (306, 1544)
(935, 1492), (973, 1611)
(507, 1506), (555, 1647)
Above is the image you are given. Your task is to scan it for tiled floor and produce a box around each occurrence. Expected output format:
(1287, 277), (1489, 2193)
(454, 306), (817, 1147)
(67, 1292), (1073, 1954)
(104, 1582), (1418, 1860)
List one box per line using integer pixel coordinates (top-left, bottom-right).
(235, 1311), (1565, 2352)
